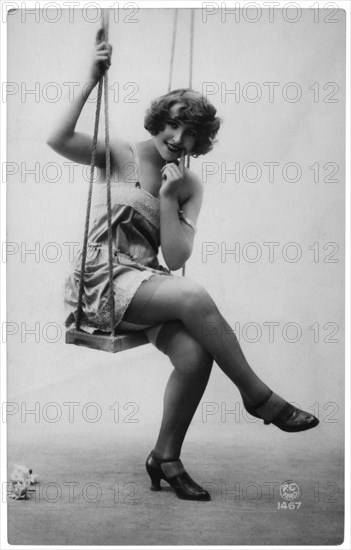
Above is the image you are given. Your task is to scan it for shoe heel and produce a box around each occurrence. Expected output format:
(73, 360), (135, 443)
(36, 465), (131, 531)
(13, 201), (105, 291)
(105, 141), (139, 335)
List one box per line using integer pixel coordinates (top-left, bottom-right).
(147, 469), (162, 491)
(145, 461), (162, 491)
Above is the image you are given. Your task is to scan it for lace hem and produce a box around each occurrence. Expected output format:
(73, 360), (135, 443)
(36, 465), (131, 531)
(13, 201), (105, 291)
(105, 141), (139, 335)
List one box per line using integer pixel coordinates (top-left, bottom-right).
(76, 270), (170, 332)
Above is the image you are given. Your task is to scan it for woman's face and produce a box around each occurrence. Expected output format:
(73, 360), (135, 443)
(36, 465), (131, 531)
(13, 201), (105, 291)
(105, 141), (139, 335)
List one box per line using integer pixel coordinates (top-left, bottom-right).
(153, 104), (198, 161)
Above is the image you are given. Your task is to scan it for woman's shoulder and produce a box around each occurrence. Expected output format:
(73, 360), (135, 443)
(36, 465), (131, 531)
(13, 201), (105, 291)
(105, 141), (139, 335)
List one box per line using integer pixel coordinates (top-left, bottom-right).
(108, 137), (137, 180)
(110, 137), (133, 163)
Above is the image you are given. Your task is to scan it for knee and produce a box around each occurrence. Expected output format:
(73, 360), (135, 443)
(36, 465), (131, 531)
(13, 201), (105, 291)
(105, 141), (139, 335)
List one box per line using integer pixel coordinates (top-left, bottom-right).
(180, 280), (217, 319)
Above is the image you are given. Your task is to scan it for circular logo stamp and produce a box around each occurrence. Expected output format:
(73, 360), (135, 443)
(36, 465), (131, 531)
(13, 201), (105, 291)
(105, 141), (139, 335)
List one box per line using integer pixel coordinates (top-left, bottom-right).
(279, 480), (301, 502)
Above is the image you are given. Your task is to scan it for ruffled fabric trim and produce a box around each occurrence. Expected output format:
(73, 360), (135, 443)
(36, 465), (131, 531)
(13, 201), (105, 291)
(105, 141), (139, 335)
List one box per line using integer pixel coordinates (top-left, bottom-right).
(94, 182), (196, 234)
(94, 182), (160, 230)
(68, 269), (171, 333)
(89, 271), (155, 331)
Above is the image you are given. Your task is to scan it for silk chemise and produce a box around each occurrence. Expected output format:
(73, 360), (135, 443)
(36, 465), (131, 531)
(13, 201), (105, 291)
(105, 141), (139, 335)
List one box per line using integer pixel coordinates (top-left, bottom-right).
(64, 143), (195, 336)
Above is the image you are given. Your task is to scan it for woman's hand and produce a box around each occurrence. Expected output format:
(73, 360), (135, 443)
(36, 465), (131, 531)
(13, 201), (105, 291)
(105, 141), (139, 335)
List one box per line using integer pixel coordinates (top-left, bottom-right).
(160, 151), (186, 198)
(89, 29), (113, 83)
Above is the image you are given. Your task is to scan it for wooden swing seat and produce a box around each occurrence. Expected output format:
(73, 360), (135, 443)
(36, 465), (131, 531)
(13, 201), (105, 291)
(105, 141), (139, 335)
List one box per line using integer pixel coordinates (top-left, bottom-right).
(65, 311), (149, 353)
(65, 327), (149, 353)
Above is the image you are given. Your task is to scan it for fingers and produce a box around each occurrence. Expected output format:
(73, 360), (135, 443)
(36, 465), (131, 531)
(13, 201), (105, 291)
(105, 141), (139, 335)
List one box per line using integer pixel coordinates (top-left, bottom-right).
(95, 28), (104, 44)
(160, 163), (183, 182)
(179, 150), (186, 176)
(96, 41), (112, 51)
(161, 164), (179, 176)
(161, 165), (174, 181)
(95, 45), (112, 63)
(94, 41), (112, 68)
(95, 37), (112, 61)
(161, 165), (171, 180)
(161, 162), (181, 171)
(96, 51), (111, 62)
(95, 27), (113, 47)
(161, 161), (185, 175)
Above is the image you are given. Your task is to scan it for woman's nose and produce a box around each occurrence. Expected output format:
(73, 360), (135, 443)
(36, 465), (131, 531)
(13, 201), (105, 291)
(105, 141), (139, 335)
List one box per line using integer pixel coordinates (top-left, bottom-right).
(173, 129), (184, 144)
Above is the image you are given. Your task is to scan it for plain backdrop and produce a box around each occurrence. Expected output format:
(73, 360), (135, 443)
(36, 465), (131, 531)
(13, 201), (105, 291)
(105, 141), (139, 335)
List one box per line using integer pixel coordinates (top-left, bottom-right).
(6, 7), (345, 446)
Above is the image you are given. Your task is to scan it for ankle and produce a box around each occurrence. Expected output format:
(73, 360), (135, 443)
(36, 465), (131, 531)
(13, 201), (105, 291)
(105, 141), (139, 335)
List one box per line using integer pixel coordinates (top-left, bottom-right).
(152, 449), (180, 463)
(244, 389), (273, 409)
(150, 450), (185, 479)
(255, 392), (287, 422)
(160, 460), (186, 478)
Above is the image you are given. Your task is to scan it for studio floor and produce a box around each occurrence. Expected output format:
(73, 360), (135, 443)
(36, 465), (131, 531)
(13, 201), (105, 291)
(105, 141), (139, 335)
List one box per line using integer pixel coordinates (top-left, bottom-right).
(6, 348), (344, 546)
(7, 428), (344, 546)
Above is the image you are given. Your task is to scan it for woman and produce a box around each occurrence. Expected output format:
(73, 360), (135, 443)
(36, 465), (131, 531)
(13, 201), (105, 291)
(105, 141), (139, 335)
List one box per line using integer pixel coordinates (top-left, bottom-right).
(47, 34), (319, 502)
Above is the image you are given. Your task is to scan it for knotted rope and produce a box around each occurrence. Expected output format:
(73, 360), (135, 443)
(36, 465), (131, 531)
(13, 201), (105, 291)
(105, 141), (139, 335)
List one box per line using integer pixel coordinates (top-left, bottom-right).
(76, 8), (115, 336)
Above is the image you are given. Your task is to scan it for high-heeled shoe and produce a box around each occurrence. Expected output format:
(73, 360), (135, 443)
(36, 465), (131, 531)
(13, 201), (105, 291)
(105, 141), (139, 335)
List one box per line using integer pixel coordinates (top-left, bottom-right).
(145, 451), (211, 501)
(244, 390), (319, 433)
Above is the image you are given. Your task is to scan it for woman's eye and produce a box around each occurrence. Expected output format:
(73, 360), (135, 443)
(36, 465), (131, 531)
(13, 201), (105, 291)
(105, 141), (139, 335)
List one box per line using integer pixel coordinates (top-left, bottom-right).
(187, 130), (197, 138)
(167, 120), (178, 129)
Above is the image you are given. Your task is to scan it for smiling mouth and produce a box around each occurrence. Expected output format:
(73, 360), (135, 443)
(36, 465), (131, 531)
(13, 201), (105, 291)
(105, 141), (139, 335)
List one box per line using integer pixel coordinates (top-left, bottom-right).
(166, 142), (183, 154)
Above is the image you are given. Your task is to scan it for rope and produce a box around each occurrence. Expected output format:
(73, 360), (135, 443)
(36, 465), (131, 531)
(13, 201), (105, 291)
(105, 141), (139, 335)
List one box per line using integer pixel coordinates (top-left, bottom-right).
(168, 9), (178, 92)
(188, 9), (195, 90)
(186, 8), (195, 171)
(182, 9), (195, 277)
(76, 77), (104, 330)
(104, 70), (116, 336)
(76, 8), (115, 336)
(102, 9), (115, 336)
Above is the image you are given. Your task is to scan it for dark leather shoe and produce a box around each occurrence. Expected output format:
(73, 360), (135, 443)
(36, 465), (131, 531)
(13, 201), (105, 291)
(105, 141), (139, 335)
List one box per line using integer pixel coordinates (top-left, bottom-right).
(244, 391), (319, 433)
(145, 451), (211, 501)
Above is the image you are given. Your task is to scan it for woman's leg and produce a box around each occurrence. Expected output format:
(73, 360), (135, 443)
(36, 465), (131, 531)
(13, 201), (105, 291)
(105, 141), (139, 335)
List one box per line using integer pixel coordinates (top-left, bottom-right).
(147, 320), (213, 459)
(125, 275), (272, 409)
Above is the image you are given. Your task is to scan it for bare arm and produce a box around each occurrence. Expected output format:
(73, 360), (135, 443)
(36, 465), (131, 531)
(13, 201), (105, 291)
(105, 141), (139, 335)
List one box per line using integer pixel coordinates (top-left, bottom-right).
(46, 33), (112, 168)
(160, 164), (203, 271)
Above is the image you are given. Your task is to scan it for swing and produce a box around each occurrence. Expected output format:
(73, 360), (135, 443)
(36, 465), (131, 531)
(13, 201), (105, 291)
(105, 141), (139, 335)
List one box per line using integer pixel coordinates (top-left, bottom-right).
(66, 8), (195, 353)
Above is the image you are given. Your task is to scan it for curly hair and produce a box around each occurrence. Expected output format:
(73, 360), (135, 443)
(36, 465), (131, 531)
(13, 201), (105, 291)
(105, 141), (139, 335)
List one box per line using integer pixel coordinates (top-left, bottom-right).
(144, 89), (221, 156)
